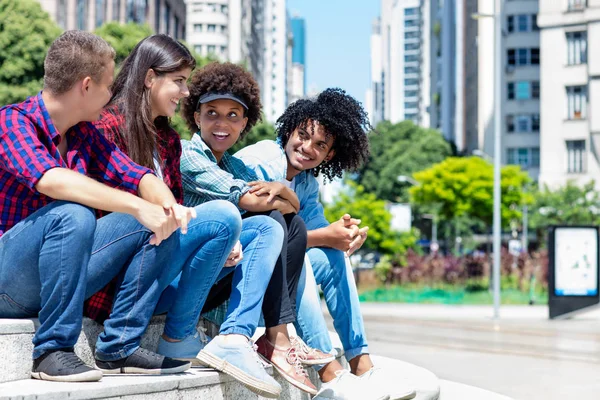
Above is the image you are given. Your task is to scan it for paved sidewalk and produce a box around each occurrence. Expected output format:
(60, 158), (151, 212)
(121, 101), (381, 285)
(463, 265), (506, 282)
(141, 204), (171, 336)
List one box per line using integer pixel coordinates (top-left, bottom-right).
(323, 303), (600, 400)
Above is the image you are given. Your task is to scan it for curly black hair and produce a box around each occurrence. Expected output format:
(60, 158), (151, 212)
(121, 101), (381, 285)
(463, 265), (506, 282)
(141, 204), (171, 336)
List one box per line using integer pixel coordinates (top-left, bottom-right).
(276, 88), (371, 182)
(181, 62), (262, 138)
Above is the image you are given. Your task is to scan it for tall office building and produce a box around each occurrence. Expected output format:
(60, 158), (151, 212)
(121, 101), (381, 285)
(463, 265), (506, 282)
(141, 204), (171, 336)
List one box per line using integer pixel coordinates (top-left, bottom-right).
(477, 0), (540, 180)
(185, 0), (243, 62)
(379, 0), (431, 126)
(262, 0), (289, 123)
(538, 0), (599, 188)
(39, 0), (186, 38)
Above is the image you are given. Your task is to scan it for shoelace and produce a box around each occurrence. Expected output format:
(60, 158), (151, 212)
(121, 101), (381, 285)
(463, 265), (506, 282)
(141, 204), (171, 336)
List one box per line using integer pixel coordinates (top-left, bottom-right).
(136, 347), (161, 361)
(56, 351), (85, 369)
(291, 336), (315, 360)
(285, 347), (309, 378)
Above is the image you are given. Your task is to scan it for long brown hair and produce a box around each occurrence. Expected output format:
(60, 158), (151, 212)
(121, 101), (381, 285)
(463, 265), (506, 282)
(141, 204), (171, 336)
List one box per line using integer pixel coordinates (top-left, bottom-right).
(109, 34), (195, 169)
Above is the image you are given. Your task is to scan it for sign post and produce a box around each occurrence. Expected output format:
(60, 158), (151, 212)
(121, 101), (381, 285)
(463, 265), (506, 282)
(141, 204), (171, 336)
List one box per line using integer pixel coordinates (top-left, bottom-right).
(548, 226), (600, 319)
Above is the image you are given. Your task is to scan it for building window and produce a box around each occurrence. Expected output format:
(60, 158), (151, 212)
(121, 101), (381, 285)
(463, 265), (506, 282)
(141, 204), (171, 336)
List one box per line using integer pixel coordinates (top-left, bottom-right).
(57, 0), (67, 29)
(221, 4), (228, 14)
(96, 0), (106, 28)
(207, 24), (216, 32)
(405, 31), (419, 40)
(404, 66), (418, 74)
(405, 43), (420, 51)
(404, 7), (418, 16)
(113, 0), (121, 21)
(405, 78), (419, 86)
(405, 113), (418, 121)
(507, 48), (539, 66)
(76, 0), (88, 30)
(207, 45), (216, 54)
(567, 85), (587, 120)
(221, 25), (227, 34)
(404, 19), (418, 28)
(507, 147), (540, 169)
(220, 45), (227, 54)
(404, 102), (418, 109)
(405, 55), (419, 62)
(506, 114), (540, 133)
(405, 90), (418, 98)
(566, 31), (587, 65)
(568, 0), (587, 11)
(507, 14), (537, 33)
(508, 81), (540, 100)
(174, 16), (180, 39)
(194, 45), (202, 54)
(194, 24), (203, 32)
(566, 140), (586, 173)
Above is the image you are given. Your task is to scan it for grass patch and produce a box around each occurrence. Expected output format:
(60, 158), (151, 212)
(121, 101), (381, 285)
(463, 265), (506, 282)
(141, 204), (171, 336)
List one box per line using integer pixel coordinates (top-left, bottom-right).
(358, 285), (548, 305)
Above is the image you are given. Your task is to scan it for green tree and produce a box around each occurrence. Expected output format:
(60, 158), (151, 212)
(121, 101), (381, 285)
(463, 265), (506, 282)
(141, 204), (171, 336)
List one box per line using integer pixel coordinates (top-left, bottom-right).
(357, 120), (453, 203)
(324, 181), (418, 255)
(230, 122), (276, 153)
(94, 22), (154, 65)
(409, 157), (532, 228)
(529, 180), (600, 229)
(0, 0), (61, 105)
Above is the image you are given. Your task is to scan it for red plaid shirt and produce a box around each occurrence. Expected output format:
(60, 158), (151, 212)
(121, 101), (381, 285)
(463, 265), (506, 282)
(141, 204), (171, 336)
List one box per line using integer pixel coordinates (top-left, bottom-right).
(0, 93), (151, 238)
(84, 105), (184, 322)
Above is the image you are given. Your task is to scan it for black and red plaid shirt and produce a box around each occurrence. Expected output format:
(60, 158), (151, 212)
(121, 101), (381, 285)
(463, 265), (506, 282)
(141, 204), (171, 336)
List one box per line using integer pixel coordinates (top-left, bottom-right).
(84, 105), (184, 322)
(0, 93), (151, 238)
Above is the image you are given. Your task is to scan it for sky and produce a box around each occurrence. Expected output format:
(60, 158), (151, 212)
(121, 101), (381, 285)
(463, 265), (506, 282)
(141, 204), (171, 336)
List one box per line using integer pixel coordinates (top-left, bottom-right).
(287, 0), (381, 106)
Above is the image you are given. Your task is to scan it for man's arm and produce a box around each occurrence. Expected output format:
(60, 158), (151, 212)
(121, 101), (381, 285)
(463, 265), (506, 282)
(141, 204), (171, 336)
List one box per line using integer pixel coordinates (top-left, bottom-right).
(36, 168), (179, 244)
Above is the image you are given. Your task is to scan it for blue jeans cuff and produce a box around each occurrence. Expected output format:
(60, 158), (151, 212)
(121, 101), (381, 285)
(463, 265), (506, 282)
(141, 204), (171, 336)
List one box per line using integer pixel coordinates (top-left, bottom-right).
(219, 326), (252, 339)
(345, 345), (369, 362)
(94, 342), (139, 361)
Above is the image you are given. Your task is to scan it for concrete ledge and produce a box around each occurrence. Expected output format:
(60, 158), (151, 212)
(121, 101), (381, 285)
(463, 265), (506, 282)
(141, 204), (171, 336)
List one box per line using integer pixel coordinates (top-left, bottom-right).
(0, 367), (310, 400)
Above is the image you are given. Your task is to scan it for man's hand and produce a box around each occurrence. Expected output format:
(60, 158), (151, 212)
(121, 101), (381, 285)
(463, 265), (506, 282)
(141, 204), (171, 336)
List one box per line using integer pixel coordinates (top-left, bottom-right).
(224, 241), (243, 267)
(323, 214), (369, 255)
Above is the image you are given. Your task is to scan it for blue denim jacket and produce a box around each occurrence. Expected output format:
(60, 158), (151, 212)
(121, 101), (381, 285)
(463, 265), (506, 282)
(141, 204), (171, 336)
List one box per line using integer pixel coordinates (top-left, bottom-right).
(234, 140), (330, 231)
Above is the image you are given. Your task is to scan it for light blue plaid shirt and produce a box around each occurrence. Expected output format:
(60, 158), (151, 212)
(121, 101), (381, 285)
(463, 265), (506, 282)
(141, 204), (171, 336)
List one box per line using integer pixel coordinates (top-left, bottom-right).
(180, 133), (259, 212)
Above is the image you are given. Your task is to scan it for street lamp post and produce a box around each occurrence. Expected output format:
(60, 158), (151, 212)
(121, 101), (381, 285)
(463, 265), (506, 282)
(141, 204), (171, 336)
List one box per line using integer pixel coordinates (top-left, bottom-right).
(472, 1), (503, 319)
(491, 0), (503, 320)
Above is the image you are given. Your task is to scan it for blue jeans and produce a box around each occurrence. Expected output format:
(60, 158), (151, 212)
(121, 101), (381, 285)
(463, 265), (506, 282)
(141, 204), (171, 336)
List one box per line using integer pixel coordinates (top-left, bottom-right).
(218, 215), (284, 338)
(154, 200), (241, 340)
(294, 247), (369, 366)
(83, 209), (178, 361)
(0, 201), (96, 359)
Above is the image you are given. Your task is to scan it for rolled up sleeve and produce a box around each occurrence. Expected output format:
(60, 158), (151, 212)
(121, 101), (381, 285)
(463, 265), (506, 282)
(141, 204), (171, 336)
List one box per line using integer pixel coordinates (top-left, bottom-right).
(0, 108), (61, 189)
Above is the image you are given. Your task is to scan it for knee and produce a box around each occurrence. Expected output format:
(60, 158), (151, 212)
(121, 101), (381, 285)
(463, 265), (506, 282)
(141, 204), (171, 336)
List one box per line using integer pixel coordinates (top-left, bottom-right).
(309, 247), (346, 272)
(49, 201), (96, 240)
(200, 200), (242, 238)
(261, 215), (285, 248)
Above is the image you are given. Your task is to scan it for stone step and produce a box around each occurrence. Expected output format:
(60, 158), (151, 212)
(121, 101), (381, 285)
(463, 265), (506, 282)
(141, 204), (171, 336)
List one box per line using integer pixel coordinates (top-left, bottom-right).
(0, 316), (509, 400)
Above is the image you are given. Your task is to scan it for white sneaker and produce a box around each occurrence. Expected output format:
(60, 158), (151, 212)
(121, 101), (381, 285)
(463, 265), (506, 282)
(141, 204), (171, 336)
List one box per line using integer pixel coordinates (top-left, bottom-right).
(358, 367), (416, 400)
(313, 370), (390, 400)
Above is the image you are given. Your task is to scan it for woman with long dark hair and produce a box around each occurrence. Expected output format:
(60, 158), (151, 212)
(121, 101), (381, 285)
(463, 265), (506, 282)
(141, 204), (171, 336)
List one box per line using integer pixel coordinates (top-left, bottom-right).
(87, 36), (283, 393)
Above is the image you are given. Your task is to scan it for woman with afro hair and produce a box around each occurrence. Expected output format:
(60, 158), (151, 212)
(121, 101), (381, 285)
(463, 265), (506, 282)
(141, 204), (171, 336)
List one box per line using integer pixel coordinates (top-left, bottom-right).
(179, 61), (335, 397)
(236, 88), (417, 400)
